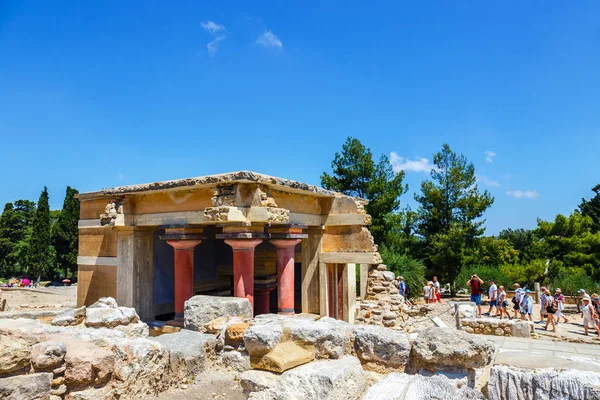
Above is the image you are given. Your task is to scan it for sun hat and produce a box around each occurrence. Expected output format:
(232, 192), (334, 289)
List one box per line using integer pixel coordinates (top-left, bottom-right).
(525, 289), (531, 293)
(555, 288), (561, 292)
(594, 298), (600, 302)
(579, 289), (586, 293)
(583, 297), (590, 302)
(398, 276), (403, 280)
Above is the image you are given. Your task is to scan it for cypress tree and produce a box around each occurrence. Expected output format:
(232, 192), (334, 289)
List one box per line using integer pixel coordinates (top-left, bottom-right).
(53, 187), (80, 278)
(29, 187), (52, 283)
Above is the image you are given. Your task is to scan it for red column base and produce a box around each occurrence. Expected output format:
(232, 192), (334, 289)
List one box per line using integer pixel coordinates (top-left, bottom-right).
(255, 286), (276, 315)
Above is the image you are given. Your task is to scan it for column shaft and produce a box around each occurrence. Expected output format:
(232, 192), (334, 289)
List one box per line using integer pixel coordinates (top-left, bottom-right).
(271, 239), (301, 314)
(225, 239), (262, 311)
(167, 240), (202, 324)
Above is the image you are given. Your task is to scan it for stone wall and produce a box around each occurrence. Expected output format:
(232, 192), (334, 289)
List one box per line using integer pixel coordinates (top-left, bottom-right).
(355, 264), (404, 329)
(461, 317), (533, 338)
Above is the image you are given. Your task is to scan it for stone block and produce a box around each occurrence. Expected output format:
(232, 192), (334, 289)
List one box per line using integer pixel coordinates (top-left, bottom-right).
(0, 335), (31, 376)
(250, 340), (315, 373)
(31, 341), (67, 370)
(184, 295), (252, 332)
(353, 325), (411, 371)
(0, 372), (52, 400)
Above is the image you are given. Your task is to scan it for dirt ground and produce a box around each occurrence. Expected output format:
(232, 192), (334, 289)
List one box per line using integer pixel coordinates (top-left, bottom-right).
(145, 371), (245, 400)
(0, 286), (77, 312)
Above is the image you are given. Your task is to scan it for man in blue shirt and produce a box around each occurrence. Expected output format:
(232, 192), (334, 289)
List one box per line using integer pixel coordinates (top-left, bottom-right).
(398, 276), (406, 297)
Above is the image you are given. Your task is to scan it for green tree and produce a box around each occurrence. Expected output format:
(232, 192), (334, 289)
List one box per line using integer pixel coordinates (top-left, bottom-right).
(321, 137), (408, 245)
(0, 200), (36, 277)
(415, 144), (494, 286)
(580, 184), (600, 233)
(53, 187), (80, 279)
(29, 187), (52, 283)
(465, 236), (518, 267)
(498, 228), (545, 263)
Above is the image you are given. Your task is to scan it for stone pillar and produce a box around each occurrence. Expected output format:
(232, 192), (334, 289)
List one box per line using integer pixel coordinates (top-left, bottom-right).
(534, 282), (541, 304)
(343, 263), (357, 323)
(116, 227), (155, 321)
(271, 239), (301, 314)
(224, 239), (263, 310)
(359, 264), (369, 300)
(159, 226), (205, 327)
(166, 239), (202, 325)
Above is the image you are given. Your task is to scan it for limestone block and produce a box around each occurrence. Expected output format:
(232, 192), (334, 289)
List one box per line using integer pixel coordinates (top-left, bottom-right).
(31, 341), (67, 371)
(218, 350), (251, 372)
(410, 327), (495, 370)
(0, 372), (52, 400)
(0, 335), (31, 376)
(184, 295), (252, 332)
(353, 325), (411, 371)
(250, 340), (315, 373)
(362, 372), (485, 400)
(51, 306), (86, 326)
(225, 322), (250, 346)
(511, 321), (533, 338)
(64, 340), (115, 386)
(240, 369), (280, 392)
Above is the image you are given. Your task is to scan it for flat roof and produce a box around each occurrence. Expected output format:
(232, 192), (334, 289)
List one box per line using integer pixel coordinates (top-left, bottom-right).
(77, 170), (363, 201)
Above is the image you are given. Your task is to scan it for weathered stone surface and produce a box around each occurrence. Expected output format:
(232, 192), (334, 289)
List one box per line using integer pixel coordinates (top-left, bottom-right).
(0, 372), (52, 400)
(0, 335), (31, 376)
(251, 340), (315, 373)
(205, 316), (228, 334)
(65, 387), (113, 400)
(510, 321), (532, 338)
(184, 295), (252, 332)
(243, 323), (284, 356)
(218, 350), (251, 372)
(488, 366), (600, 400)
(362, 372), (484, 400)
(31, 340), (67, 370)
(411, 327), (495, 370)
(151, 330), (216, 381)
(114, 321), (149, 337)
(52, 306), (86, 326)
(88, 297), (118, 309)
(225, 322), (249, 346)
(64, 339), (115, 386)
(249, 356), (366, 400)
(85, 306), (139, 328)
(112, 338), (170, 397)
(353, 325), (411, 371)
(240, 369), (280, 392)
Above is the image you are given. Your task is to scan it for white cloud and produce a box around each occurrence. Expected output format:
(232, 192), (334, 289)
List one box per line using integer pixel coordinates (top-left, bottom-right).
(255, 31), (283, 49)
(485, 151), (496, 163)
(390, 152), (438, 173)
(506, 190), (539, 199)
(476, 175), (500, 188)
(201, 20), (227, 56)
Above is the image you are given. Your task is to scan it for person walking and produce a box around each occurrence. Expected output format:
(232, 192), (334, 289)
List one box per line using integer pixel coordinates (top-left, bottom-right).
(543, 289), (557, 332)
(554, 288), (568, 324)
(487, 279), (498, 317)
(433, 276), (442, 304)
(513, 283), (524, 318)
(467, 274), (484, 317)
(539, 286), (548, 324)
(398, 276), (413, 307)
(498, 286), (511, 319)
(594, 298), (600, 331)
(521, 289), (534, 321)
(581, 298), (600, 336)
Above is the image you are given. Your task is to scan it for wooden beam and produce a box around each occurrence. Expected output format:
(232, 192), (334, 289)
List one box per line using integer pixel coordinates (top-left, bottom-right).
(342, 263), (357, 324)
(301, 229), (322, 314)
(359, 264), (369, 300)
(319, 262), (328, 317)
(319, 252), (381, 264)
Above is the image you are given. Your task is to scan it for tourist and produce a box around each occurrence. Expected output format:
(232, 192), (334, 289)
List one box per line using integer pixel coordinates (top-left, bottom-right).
(543, 289), (557, 332)
(512, 283), (524, 318)
(423, 281), (432, 304)
(539, 286), (548, 323)
(521, 289), (533, 321)
(433, 276), (441, 304)
(594, 298), (600, 330)
(487, 279), (498, 317)
(467, 274), (484, 317)
(554, 288), (568, 324)
(581, 298), (600, 337)
(498, 285), (511, 319)
(398, 276), (406, 298)
(579, 289), (592, 318)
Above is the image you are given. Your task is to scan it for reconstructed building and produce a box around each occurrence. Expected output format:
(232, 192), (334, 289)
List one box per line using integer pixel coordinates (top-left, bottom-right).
(76, 171), (381, 324)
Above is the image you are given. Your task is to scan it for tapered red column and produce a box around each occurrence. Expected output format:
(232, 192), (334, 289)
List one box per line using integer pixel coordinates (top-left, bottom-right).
(271, 239), (301, 314)
(166, 240), (202, 325)
(224, 239), (262, 310)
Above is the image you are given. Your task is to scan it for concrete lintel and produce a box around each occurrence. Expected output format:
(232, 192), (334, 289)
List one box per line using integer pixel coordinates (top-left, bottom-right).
(288, 212), (322, 226)
(269, 233), (309, 240)
(135, 211), (209, 226)
(322, 214), (370, 226)
(215, 232), (269, 240)
(78, 219), (105, 229)
(77, 256), (118, 266)
(319, 252), (381, 264)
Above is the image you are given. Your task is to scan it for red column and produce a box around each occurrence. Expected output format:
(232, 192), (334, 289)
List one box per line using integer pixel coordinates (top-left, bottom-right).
(166, 239), (202, 326)
(224, 239), (262, 311)
(271, 239), (301, 315)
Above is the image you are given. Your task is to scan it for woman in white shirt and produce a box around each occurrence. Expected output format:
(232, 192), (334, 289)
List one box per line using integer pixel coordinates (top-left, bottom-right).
(498, 286), (511, 319)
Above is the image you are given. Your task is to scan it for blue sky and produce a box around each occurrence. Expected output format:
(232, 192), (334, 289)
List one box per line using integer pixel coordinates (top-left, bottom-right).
(1, 1), (599, 234)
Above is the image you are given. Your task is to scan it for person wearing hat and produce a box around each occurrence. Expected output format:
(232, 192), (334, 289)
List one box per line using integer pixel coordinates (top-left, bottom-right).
(539, 286), (548, 323)
(579, 289), (592, 318)
(594, 298), (600, 330)
(553, 288), (568, 324)
(581, 297), (600, 336)
(512, 283), (525, 318)
(486, 279), (498, 317)
(520, 289), (534, 321)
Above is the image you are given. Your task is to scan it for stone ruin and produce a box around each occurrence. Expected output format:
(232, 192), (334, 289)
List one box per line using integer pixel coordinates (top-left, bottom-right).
(355, 264), (435, 333)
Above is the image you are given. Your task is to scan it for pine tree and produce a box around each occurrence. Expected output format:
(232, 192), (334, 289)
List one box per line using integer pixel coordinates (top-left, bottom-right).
(29, 187), (52, 283)
(580, 184), (600, 233)
(53, 187), (80, 279)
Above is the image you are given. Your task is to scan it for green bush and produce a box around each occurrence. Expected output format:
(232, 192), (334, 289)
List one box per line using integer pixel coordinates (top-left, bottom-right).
(552, 270), (600, 311)
(499, 259), (547, 287)
(380, 245), (426, 299)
